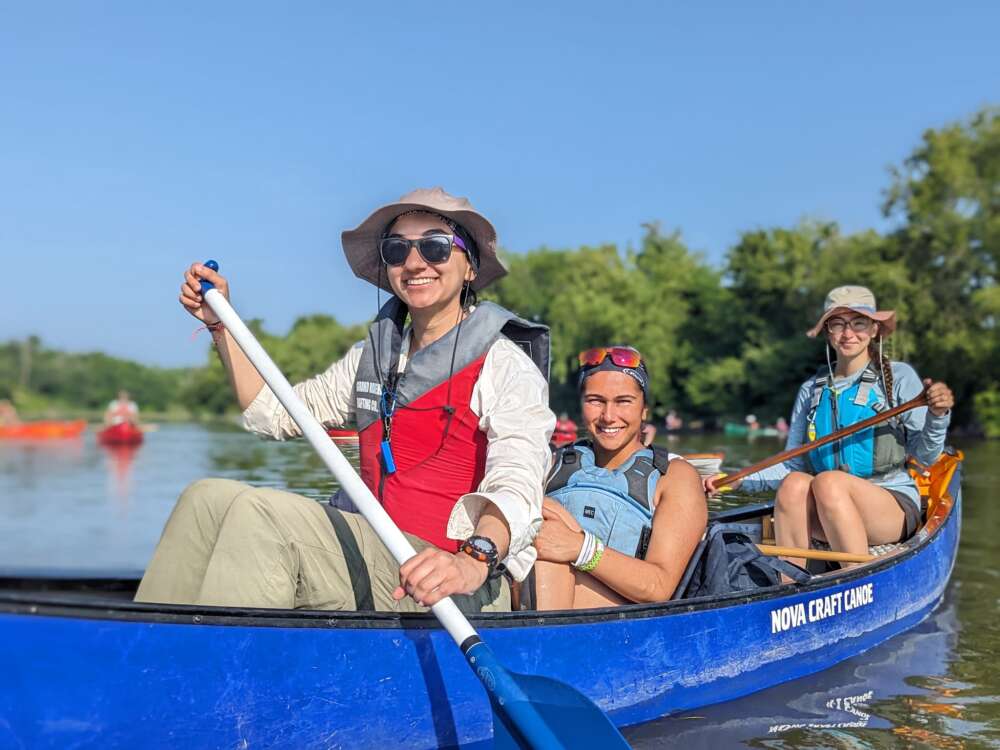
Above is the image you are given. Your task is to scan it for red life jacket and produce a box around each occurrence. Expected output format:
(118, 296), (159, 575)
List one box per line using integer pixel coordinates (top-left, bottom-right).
(358, 356), (488, 551)
(353, 298), (550, 550)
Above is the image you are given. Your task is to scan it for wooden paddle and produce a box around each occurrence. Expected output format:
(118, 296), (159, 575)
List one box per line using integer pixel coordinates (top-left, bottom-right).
(713, 390), (929, 488)
(200, 261), (630, 750)
(756, 544), (874, 564)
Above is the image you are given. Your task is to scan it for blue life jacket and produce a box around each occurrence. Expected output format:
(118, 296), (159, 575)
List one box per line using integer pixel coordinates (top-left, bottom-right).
(546, 442), (676, 559)
(806, 362), (907, 478)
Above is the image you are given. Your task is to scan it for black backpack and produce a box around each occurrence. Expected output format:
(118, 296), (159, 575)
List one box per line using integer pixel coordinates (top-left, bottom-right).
(678, 522), (810, 599)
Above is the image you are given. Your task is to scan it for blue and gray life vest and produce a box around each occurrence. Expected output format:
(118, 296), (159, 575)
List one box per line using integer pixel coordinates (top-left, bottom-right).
(806, 361), (907, 478)
(546, 442), (677, 559)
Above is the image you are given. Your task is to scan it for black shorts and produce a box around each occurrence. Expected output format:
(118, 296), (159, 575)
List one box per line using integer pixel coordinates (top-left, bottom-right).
(888, 490), (922, 542)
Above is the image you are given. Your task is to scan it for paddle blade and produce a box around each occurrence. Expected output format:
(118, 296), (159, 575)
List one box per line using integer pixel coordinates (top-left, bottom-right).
(466, 641), (630, 750)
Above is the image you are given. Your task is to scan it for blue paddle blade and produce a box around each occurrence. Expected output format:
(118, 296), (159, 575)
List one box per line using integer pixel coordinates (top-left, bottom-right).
(465, 641), (630, 750)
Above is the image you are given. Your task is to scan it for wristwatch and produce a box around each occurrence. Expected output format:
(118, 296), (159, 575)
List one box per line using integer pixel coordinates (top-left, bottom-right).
(460, 535), (499, 574)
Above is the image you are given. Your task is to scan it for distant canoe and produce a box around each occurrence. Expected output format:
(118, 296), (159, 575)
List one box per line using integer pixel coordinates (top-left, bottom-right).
(327, 427), (359, 441)
(97, 423), (144, 446)
(0, 420), (86, 440)
(550, 430), (577, 447)
(724, 422), (779, 437)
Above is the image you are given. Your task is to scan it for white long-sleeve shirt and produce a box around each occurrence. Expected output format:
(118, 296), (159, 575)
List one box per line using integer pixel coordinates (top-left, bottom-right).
(242, 334), (555, 581)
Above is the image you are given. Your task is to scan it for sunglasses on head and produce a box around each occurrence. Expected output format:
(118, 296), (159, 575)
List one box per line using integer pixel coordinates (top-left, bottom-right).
(578, 346), (644, 369)
(378, 233), (467, 267)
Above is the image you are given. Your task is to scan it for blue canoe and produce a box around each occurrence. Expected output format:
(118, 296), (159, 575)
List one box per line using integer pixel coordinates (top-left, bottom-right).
(0, 456), (962, 749)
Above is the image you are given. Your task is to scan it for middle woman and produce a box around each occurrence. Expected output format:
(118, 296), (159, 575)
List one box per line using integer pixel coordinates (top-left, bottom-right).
(532, 347), (707, 610)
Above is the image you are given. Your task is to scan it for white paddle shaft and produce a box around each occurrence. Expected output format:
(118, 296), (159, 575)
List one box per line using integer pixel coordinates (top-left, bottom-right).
(204, 288), (477, 645)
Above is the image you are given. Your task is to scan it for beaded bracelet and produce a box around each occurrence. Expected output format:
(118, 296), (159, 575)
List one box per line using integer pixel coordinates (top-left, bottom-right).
(578, 538), (605, 573)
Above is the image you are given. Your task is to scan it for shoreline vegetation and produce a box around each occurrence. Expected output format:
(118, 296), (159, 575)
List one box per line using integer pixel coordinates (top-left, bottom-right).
(3, 108), (998, 438)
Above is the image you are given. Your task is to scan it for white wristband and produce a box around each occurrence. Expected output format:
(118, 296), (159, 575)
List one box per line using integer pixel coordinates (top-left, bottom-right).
(574, 531), (595, 569)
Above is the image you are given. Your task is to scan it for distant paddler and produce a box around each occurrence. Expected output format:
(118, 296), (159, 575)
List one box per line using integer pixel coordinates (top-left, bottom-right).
(104, 390), (140, 427)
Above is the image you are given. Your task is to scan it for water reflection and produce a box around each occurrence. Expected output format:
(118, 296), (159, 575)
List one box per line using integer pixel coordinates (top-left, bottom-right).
(625, 589), (961, 748)
(100, 443), (141, 508)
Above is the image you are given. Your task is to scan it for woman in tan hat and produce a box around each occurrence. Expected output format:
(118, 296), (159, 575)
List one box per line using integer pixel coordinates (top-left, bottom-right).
(136, 188), (555, 613)
(707, 285), (954, 569)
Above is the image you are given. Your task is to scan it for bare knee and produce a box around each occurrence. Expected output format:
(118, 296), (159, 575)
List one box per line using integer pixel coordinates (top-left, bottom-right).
(811, 470), (850, 496)
(811, 471), (853, 512)
(775, 472), (813, 512)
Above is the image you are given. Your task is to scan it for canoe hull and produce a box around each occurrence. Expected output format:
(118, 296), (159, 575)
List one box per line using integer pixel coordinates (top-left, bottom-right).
(97, 423), (144, 446)
(0, 469), (961, 749)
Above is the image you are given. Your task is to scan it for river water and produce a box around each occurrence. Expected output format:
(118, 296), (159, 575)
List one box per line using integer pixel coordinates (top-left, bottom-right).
(0, 424), (997, 748)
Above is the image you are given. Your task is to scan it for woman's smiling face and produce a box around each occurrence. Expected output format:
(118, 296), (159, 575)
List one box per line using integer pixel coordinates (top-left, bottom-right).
(383, 212), (475, 312)
(580, 370), (647, 455)
(825, 311), (879, 358)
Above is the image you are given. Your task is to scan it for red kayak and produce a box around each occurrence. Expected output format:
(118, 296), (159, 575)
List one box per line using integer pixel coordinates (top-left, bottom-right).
(327, 427), (359, 441)
(0, 420), (87, 440)
(97, 423), (144, 446)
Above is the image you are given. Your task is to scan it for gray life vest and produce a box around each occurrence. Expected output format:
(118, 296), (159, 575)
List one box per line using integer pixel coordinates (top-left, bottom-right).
(353, 297), (551, 432)
(546, 441), (678, 559)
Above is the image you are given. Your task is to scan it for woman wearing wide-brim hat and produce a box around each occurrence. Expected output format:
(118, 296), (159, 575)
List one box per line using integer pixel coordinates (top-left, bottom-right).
(137, 188), (555, 613)
(706, 285), (954, 570)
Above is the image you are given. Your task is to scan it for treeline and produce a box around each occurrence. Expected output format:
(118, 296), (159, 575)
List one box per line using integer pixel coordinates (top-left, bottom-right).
(0, 337), (186, 415)
(0, 314), (367, 418)
(484, 107), (999, 435)
(4, 108), (998, 435)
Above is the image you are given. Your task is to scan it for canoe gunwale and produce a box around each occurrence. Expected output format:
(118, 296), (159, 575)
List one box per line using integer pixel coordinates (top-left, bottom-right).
(0, 479), (956, 630)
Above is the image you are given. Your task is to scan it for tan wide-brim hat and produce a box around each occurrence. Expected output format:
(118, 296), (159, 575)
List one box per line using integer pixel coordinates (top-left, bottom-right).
(807, 285), (897, 337)
(341, 187), (507, 294)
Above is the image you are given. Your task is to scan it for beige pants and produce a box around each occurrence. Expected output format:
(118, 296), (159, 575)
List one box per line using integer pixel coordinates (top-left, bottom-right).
(135, 478), (510, 613)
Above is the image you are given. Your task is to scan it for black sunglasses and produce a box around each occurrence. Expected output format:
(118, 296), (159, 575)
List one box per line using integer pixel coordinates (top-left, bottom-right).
(378, 233), (466, 267)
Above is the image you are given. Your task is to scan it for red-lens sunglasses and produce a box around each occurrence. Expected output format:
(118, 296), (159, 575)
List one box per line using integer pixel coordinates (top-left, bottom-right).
(578, 346), (644, 369)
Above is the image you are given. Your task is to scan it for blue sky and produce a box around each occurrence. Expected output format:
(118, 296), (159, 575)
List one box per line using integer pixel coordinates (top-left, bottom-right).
(2, 2), (997, 367)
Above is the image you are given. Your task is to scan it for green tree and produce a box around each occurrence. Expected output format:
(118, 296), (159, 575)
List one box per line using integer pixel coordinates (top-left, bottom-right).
(883, 107), (1000, 428)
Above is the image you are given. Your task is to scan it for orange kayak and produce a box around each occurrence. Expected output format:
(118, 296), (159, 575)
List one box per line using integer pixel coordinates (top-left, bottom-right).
(98, 423), (144, 446)
(0, 420), (87, 440)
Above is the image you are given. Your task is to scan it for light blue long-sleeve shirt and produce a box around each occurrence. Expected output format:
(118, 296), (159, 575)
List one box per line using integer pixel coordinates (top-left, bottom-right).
(740, 361), (951, 511)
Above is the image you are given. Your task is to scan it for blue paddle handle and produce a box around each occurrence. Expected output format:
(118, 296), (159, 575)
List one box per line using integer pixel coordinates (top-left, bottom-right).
(200, 259), (219, 294)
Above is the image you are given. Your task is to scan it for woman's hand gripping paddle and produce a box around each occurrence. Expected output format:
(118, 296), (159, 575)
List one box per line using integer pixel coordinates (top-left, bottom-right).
(198, 261), (630, 750)
(713, 390), (928, 489)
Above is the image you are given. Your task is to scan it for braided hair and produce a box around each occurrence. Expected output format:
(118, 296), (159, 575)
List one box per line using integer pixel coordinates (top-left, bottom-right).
(868, 335), (895, 407)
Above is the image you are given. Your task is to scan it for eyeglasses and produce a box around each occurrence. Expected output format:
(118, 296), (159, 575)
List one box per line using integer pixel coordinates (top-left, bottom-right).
(826, 317), (873, 334)
(378, 233), (466, 267)
(578, 346), (644, 368)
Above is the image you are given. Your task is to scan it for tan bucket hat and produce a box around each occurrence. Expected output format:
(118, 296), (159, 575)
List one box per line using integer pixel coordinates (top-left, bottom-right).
(807, 285), (897, 337)
(341, 187), (507, 293)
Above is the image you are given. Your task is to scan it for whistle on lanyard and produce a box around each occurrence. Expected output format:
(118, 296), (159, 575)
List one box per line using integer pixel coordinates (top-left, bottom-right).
(380, 391), (397, 474)
(380, 436), (397, 474)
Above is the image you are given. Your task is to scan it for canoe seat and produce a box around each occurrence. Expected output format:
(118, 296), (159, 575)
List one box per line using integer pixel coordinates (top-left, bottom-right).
(809, 538), (902, 557)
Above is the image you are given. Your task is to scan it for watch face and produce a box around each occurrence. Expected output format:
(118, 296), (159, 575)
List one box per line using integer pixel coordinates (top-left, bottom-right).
(470, 537), (494, 555)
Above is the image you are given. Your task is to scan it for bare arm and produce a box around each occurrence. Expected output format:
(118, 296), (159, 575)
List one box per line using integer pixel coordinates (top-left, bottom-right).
(587, 458), (707, 603)
(180, 262), (265, 410)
